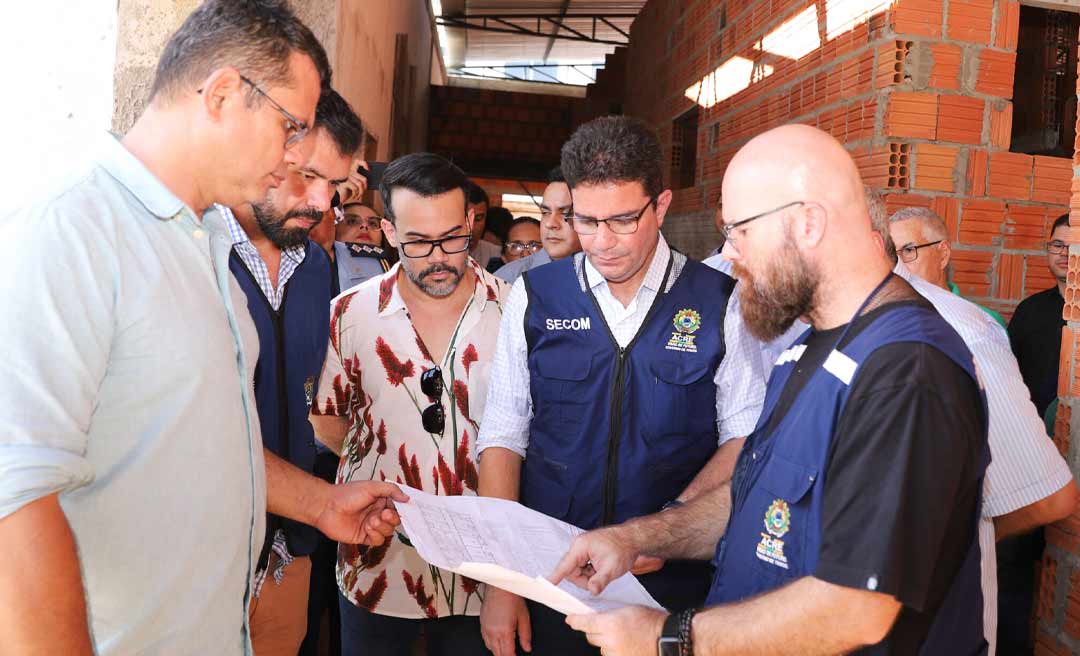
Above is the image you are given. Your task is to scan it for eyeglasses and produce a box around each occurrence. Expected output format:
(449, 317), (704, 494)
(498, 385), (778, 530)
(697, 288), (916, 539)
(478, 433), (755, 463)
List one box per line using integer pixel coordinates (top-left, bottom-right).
(343, 215), (383, 232)
(1047, 240), (1069, 255)
(897, 240), (943, 263)
(420, 367), (445, 435)
(571, 199), (654, 235)
(721, 201), (805, 244)
(239, 74), (310, 147)
(399, 232), (472, 258)
(504, 240), (543, 255)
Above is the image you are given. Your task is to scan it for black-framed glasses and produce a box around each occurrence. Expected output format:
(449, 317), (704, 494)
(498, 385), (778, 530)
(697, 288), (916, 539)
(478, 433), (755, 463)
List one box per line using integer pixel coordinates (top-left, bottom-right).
(571, 199), (654, 235)
(1048, 240), (1069, 255)
(239, 74), (310, 147)
(722, 201), (804, 243)
(399, 233), (471, 258)
(897, 240), (943, 263)
(420, 367), (445, 435)
(504, 240), (543, 256)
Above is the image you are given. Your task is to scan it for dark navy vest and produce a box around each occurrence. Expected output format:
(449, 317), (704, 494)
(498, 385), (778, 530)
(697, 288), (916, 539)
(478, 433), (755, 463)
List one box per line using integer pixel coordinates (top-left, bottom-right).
(708, 300), (989, 654)
(230, 241), (332, 558)
(522, 252), (735, 610)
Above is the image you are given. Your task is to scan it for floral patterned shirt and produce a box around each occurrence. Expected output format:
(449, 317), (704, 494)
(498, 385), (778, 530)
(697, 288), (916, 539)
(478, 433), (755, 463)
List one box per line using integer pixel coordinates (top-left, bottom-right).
(313, 258), (508, 618)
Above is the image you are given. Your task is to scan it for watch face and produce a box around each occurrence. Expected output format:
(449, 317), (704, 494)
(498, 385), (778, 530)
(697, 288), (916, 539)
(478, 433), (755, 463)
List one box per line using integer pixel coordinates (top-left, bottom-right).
(658, 636), (681, 656)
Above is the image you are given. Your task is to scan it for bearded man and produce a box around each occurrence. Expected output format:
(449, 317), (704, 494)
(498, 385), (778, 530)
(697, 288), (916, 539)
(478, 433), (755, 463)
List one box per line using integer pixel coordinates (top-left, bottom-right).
(216, 87), (363, 656)
(549, 124), (990, 656)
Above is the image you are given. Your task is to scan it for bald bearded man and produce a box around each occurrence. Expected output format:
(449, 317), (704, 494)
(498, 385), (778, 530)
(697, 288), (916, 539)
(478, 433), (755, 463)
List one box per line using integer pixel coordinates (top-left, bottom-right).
(550, 125), (989, 655)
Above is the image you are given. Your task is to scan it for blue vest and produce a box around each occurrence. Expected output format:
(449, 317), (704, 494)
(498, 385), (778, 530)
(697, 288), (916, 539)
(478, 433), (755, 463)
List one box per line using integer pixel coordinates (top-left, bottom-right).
(522, 252), (735, 610)
(707, 301), (988, 653)
(230, 242), (332, 557)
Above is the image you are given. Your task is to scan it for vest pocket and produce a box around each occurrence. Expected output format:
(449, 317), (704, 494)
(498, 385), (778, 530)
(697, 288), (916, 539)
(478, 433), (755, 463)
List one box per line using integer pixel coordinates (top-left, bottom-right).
(749, 455), (818, 582)
(644, 359), (716, 458)
(522, 447), (572, 519)
(533, 355), (594, 442)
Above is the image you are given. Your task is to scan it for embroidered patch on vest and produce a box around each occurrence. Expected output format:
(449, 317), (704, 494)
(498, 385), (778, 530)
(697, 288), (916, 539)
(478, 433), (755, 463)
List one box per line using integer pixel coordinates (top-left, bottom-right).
(304, 376), (315, 407)
(775, 344), (807, 366)
(756, 499), (791, 569)
(665, 308), (701, 353)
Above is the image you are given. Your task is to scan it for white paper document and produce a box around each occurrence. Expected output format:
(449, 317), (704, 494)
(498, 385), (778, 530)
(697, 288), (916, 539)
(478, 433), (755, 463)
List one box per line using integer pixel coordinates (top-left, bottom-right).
(393, 484), (665, 616)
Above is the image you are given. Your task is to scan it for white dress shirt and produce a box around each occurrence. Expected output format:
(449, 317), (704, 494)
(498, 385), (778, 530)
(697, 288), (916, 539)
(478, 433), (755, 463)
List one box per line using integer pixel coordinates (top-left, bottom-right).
(478, 236), (766, 457)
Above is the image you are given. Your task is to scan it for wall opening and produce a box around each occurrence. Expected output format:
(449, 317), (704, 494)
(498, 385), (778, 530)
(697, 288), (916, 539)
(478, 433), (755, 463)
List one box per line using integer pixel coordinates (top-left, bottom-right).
(1010, 5), (1079, 157)
(672, 106), (700, 190)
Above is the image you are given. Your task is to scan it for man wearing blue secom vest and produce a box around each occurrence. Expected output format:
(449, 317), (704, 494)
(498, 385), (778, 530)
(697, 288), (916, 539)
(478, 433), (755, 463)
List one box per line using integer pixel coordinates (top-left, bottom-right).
(476, 116), (766, 656)
(549, 124), (990, 655)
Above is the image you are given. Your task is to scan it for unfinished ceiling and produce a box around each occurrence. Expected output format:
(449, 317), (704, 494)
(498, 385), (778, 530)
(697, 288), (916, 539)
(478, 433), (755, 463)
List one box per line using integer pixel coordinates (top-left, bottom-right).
(437, 0), (646, 76)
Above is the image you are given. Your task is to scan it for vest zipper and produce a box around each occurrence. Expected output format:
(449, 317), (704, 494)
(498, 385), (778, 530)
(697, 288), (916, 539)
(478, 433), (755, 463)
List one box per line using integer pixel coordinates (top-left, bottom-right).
(601, 346), (627, 526)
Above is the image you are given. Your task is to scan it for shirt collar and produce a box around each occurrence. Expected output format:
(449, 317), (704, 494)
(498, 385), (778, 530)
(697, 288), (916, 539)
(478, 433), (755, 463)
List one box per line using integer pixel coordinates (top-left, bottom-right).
(216, 203), (308, 263)
(583, 233), (671, 293)
(95, 132), (187, 220)
(378, 257), (500, 318)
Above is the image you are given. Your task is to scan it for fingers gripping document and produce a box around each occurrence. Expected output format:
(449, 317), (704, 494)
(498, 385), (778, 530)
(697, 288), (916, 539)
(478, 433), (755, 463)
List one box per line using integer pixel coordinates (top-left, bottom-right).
(393, 484), (665, 615)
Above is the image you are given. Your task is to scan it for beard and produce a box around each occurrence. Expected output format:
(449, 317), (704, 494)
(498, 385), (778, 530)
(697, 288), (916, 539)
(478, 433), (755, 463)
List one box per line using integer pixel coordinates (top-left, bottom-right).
(401, 258), (466, 298)
(733, 234), (818, 342)
(251, 202), (322, 250)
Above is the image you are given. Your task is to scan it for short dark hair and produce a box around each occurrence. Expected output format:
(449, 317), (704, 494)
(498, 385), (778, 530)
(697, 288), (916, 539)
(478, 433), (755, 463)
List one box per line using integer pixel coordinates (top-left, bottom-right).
(314, 88), (362, 157)
(379, 153), (468, 224)
(561, 116), (663, 199)
(1052, 213), (1070, 234)
(465, 180), (490, 207)
(485, 206), (514, 241)
(151, 0), (331, 103)
(546, 166), (565, 184)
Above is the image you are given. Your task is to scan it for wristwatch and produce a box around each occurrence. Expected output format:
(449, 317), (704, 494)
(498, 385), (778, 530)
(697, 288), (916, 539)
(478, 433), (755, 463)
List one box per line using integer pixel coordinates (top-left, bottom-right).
(657, 611), (681, 656)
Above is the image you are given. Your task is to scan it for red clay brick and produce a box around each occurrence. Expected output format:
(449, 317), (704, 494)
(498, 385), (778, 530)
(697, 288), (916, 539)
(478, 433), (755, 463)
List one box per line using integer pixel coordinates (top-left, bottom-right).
(932, 196), (960, 240)
(976, 49), (1017, 98)
(914, 143), (958, 192)
(1033, 156), (1073, 205)
(967, 149), (989, 196)
(952, 247), (996, 294)
(891, 0), (944, 37)
(989, 102), (1013, 149)
(937, 95), (984, 144)
(947, 0), (994, 44)
(1052, 391), (1072, 457)
(996, 0), (1021, 49)
(1006, 204), (1050, 250)
(884, 92), (938, 139)
(929, 43), (962, 90)
(997, 252), (1025, 299)
(959, 199), (1005, 246)
(988, 151), (1033, 200)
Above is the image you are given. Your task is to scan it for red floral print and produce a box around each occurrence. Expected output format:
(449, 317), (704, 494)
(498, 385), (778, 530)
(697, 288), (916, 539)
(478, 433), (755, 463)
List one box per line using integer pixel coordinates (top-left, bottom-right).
(461, 343), (478, 377)
(398, 444), (423, 490)
(378, 274), (395, 313)
(402, 570), (438, 619)
(456, 431), (479, 492)
(375, 336), (415, 386)
(353, 571), (389, 611)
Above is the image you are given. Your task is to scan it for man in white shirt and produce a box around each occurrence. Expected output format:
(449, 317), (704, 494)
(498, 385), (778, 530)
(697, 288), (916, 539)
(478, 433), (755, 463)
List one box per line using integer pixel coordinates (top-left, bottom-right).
(477, 116), (765, 656)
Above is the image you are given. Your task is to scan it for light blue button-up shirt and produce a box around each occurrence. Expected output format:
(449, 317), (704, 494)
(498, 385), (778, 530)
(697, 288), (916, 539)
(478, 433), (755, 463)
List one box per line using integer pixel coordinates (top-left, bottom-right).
(0, 134), (265, 654)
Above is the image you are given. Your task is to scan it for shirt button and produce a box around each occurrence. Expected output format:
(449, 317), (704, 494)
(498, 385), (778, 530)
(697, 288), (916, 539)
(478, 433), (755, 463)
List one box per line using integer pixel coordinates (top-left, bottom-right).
(192, 229), (206, 238)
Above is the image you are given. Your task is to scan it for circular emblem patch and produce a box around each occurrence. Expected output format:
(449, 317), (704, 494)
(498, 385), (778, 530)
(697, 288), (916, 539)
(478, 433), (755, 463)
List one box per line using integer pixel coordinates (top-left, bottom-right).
(764, 499), (790, 538)
(673, 308), (701, 334)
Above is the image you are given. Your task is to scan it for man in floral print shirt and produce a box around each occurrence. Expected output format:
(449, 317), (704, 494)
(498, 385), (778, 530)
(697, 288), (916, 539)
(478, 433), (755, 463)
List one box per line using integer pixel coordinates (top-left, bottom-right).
(311, 152), (508, 655)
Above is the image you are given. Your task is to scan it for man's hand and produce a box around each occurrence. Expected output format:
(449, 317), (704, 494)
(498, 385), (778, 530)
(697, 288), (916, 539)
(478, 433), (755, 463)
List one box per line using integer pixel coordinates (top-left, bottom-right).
(549, 526), (641, 595)
(481, 586), (532, 655)
(314, 481), (408, 546)
(336, 158), (370, 206)
(566, 606), (667, 656)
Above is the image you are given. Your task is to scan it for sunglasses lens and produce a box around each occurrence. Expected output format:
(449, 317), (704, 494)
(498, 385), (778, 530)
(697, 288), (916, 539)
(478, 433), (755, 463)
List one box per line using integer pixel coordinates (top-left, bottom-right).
(421, 368), (443, 398)
(422, 402), (445, 434)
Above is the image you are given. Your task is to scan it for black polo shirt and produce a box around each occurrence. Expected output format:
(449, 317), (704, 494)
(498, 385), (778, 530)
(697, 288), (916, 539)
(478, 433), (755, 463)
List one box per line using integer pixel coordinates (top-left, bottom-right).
(1008, 286), (1065, 418)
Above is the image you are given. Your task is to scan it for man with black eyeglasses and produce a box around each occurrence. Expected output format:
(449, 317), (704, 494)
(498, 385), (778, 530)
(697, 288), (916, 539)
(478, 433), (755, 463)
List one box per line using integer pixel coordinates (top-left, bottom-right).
(495, 167), (581, 283)
(476, 116), (765, 656)
(309, 152), (509, 655)
(888, 206), (1007, 329)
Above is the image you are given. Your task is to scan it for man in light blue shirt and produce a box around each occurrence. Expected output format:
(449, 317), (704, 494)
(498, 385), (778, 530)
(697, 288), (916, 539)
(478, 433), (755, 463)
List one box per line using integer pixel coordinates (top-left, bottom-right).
(0, 3), (402, 654)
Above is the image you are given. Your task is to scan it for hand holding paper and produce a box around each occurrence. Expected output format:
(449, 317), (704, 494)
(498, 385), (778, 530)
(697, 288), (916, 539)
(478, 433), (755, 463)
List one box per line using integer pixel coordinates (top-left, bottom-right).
(391, 484), (664, 616)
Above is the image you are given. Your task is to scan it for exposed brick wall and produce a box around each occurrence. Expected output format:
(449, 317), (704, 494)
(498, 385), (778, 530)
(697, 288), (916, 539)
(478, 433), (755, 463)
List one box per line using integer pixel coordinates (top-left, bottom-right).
(610, 0), (1069, 322)
(428, 86), (584, 180)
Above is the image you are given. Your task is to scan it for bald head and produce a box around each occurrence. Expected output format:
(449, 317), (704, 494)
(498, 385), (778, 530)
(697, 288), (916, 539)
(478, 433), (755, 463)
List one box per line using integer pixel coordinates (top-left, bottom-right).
(720, 124), (894, 331)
